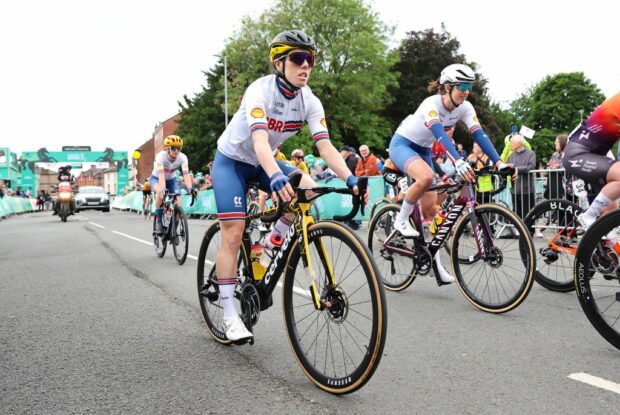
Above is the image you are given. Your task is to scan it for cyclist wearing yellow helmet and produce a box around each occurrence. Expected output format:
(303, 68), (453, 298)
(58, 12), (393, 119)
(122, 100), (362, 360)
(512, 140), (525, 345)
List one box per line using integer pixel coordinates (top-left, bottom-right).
(141, 179), (151, 213)
(149, 135), (195, 234)
(211, 29), (366, 341)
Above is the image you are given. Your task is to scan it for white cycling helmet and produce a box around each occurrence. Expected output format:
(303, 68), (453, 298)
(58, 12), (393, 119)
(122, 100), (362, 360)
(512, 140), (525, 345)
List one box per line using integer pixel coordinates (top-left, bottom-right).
(440, 64), (476, 84)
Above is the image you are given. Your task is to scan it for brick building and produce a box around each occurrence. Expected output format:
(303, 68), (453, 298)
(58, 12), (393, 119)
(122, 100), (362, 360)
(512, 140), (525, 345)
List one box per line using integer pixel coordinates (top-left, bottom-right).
(135, 113), (180, 183)
(77, 165), (105, 187)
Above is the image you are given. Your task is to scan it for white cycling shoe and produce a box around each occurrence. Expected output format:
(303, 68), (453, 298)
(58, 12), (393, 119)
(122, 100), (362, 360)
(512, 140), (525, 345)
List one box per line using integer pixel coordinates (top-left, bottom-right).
(577, 213), (596, 231)
(394, 218), (419, 237)
(223, 315), (253, 341)
(435, 259), (456, 284)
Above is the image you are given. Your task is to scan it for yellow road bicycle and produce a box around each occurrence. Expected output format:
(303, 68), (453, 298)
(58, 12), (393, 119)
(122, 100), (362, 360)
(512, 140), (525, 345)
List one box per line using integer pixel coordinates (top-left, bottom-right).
(197, 174), (387, 394)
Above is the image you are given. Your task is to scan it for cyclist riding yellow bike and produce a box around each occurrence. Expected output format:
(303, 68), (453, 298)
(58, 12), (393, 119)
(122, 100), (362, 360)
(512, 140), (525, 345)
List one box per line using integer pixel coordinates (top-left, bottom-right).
(211, 29), (366, 341)
(150, 135), (196, 235)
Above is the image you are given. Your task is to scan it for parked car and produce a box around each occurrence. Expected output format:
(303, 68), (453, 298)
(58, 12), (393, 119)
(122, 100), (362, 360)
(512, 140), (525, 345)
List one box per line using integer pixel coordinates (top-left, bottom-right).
(75, 186), (110, 212)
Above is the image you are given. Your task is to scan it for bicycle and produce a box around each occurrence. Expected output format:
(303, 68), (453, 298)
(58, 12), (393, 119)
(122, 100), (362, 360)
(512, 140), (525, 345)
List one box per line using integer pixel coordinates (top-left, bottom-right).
(523, 198), (584, 292)
(197, 174), (388, 394)
(368, 167), (536, 314)
(152, 190), (196, 265)
(144, 192), (153, 220)
(574, 210), (620, 349)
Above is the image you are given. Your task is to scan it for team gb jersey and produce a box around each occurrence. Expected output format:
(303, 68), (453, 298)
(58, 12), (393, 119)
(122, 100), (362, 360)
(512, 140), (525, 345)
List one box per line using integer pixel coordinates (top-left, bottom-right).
(396, 95), (482, 148)
(217, 75), (329, 166)
(151, 151), (189, 180)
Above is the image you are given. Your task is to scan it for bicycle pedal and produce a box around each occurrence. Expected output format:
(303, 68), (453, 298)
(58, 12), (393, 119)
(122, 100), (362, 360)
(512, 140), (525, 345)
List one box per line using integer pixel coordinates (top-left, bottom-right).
(233, 337), (254, 346)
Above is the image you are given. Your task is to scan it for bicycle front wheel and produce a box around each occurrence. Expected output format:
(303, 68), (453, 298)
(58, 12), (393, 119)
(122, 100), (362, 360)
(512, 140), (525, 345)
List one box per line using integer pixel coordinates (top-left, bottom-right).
(282, 220), (387, 394)
(451, 203), (535, 313)
(574, 211), (620, 349)
(172, 207), (189, 265)
(197, 221), (250, 345)
(523, 199), (583, 292)
(368, 203), (417, 291)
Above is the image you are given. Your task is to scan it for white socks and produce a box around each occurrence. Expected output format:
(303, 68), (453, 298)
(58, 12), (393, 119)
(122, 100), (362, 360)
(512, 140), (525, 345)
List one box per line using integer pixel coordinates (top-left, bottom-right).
(584, 193), (612, 222)
(397, 199), (415, 223)
(219, 283), (237, 320)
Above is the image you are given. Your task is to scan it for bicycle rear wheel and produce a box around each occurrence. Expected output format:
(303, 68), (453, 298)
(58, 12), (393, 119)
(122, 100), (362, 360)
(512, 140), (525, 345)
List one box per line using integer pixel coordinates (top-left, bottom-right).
(172, 206), (189, 265)
(574, 211), (620, 349)
(367, 203), (417, 291)
(282, 221), (387, 394)
(197, 221), (251, 344)
(523, 199), (583, 292)
(451, 203), (535, 313)
(153, 215), (166, 258)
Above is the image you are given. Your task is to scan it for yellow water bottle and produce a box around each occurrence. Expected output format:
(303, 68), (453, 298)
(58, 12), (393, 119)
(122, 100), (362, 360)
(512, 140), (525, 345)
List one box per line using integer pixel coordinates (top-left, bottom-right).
(250, 244), (267, 280)
(429, 209), (446, 235)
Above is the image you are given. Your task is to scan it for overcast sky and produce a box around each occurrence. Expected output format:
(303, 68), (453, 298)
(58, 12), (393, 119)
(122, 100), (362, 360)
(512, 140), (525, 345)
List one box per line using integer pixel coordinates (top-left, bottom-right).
(1, 0), (617, 157)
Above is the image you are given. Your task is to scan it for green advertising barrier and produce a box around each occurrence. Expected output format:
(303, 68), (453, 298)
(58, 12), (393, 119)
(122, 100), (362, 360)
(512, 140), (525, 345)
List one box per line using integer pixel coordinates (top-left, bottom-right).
(0, 196), (36, 219)
(111, 177), (386, 221)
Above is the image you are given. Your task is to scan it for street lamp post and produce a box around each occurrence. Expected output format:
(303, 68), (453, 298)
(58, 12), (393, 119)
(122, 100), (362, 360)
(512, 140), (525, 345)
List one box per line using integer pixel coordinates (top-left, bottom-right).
(215, 54), (229, 128)
(578, 109), (584, 123)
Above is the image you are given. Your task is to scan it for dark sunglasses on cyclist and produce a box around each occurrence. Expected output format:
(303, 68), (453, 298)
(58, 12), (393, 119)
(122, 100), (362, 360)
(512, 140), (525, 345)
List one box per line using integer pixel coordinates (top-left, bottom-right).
(168, 146), (181, 152)
(456, 83), (473, 91)
(286, 51), (316, 68)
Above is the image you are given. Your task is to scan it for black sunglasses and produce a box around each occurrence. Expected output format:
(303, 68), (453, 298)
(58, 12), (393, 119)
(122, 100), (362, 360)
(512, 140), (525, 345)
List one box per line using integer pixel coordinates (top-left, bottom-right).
(168, 146), (181, 152)
(286, 51), (316, 68)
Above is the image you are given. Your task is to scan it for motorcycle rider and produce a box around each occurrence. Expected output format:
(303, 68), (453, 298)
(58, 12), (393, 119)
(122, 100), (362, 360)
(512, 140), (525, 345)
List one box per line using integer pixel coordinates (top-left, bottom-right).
(53, 165), (77, 215)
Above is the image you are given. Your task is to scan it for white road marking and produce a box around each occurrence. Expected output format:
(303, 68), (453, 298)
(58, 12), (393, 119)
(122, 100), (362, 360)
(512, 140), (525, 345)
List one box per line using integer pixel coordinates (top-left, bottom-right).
(88, 222), (105, 229)
(112, 231), (153, 246)
(110, 231), (309, 296)
(568, 372), (620, 395)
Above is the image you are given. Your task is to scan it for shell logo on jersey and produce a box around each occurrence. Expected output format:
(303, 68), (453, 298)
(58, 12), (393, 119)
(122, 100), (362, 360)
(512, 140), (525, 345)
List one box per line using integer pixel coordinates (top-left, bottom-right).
(320, 118), (327, 127)
(251, 107), (265, 119)
(473, 116), (479, 122)
(429, 110), (438, 117)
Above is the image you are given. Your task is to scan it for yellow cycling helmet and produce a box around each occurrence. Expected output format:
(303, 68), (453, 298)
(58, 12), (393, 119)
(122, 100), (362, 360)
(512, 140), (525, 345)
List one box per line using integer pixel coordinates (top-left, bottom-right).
(269, 30), (317, 62)
(163, 135), (183, 148)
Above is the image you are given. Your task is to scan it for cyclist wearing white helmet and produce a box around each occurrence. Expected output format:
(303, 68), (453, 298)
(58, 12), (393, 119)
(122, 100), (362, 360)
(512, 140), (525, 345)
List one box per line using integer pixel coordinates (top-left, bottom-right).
(387, 63), (511, 284)
(290, 148), (309, 174)
(211, 29), (366, 341)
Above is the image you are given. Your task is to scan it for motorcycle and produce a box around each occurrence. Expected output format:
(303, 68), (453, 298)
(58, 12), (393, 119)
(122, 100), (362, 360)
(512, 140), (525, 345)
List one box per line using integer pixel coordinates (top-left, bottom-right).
(56, 181), (75, 222)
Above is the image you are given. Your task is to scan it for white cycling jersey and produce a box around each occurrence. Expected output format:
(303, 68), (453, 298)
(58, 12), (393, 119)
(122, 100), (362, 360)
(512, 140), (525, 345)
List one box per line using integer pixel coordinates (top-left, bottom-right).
(151, 151), (189, 180)
(395, 95), (482, 148)
(217, 75), (329, 166)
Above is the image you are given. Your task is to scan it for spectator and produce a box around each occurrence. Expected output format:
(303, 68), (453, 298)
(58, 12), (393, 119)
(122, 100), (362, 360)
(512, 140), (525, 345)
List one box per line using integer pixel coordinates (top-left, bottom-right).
(339, 146), (359, 175)
(376, 155), (385, 173)
(290, 149), (309, 174)
(0, 180), (5, 198)
(37, 190), (45, 211)
(355, 145), (381, 177)
(274, 147), (287, 161)
(457, 143), (467, 159)
(468, 142), (493, 204)
(501, 126), (532, 162)
(507, 134), (536, 219)
(544, 134), (568, 200)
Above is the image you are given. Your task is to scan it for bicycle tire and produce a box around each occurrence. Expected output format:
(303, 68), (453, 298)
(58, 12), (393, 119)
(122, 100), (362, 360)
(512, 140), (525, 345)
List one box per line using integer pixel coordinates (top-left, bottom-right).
(153, 215), (167, 258)
(282, 220), (387, 394)
(172, 206), (189, 265)
(451, 203), (535, 313)
(574, 211), (620, 349)
(367, 203), (417, 291)
(368, 197), (391, 222)
(197, 221), (251, 345)
(523, 199), (582, 292)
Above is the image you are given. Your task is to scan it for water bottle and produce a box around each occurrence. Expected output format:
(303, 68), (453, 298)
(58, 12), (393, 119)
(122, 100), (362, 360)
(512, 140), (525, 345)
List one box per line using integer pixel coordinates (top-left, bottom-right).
(429, 209), (447, 235)
(260, 233), (284, 268)
(250, 244), (267, 280)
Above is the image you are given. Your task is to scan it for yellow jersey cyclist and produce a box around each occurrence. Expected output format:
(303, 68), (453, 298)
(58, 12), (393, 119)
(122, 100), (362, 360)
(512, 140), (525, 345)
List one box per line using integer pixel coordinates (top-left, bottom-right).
(290, 148), (309, 174)
(211, 30), (366, 341)
(388, 63), (512, 284)
(150, 135), (196, 235)
(141, 179), (152, 213)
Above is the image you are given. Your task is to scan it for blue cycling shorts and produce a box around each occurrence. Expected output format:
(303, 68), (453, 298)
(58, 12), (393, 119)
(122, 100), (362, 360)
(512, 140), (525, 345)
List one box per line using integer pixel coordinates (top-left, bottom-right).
(211, 150), (301, 221)
(388, 133), (433, 173)
(149, 176), (179, 194)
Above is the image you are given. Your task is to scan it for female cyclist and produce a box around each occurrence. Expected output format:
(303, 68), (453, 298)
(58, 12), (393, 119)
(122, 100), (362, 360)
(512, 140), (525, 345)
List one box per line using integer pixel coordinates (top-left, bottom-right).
(388, 63), (509, 284)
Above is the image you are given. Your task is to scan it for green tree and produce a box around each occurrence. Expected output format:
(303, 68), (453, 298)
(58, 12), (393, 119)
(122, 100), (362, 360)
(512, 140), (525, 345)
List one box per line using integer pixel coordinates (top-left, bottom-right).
(176, 61), (226, 172)
(385, 26), (503, 151)
(220, 0), (398, 153)
(508, 72), (604, 162)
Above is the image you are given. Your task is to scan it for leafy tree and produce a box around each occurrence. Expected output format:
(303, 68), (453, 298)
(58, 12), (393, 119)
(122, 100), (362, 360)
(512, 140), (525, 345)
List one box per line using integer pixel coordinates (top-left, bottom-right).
(198, 0), (397, 156)
(385, 26), (503, 151)
(176, 61), (226, 172)
(508, 72), (604, 162)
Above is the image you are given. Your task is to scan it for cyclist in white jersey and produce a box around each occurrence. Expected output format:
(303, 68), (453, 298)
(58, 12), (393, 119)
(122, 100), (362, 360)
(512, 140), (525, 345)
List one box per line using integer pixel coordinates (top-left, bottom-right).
(149, 135), (195, 234)
(211, 30), (365, 341)
(388, 64), (512, 284)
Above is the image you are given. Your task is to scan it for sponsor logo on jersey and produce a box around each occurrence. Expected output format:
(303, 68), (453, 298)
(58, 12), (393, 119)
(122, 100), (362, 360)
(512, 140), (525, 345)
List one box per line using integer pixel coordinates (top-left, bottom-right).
(250, 107), (265, 119)
(320, 118), (327, 127)
(473, 116), (479, 122)
(429, 110), (438, 117)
